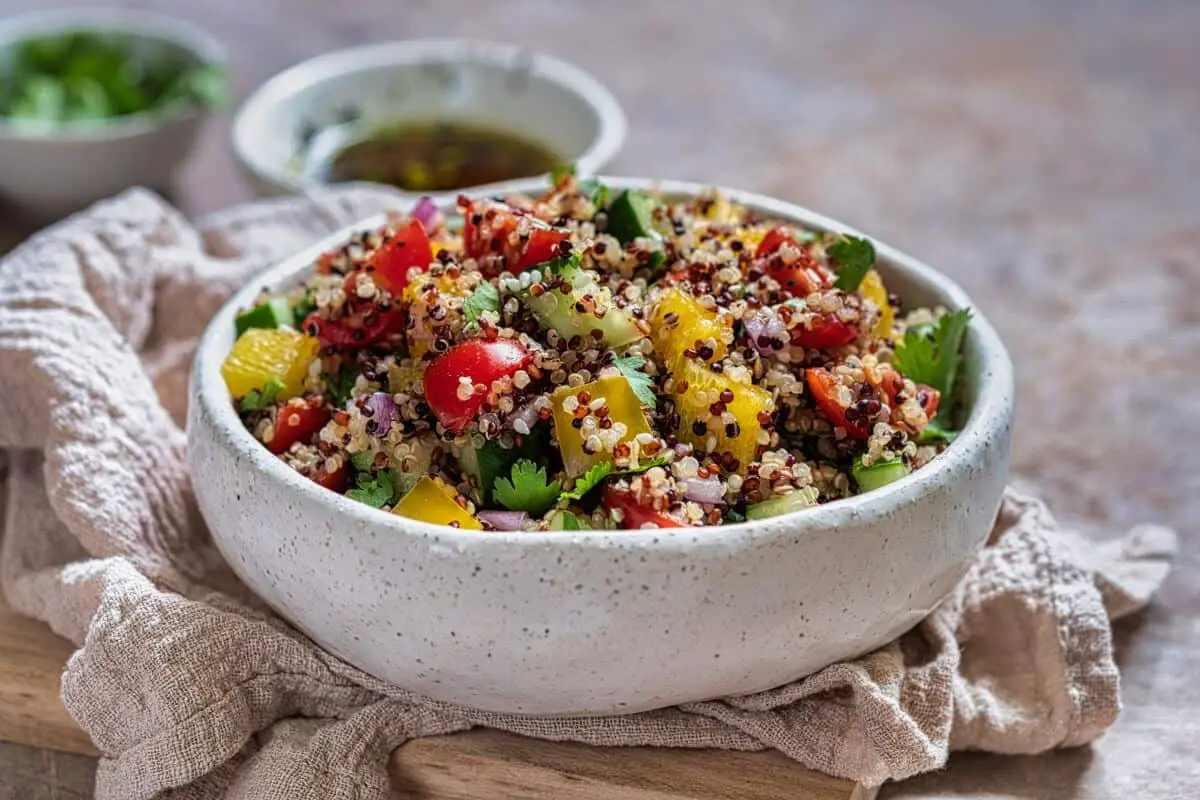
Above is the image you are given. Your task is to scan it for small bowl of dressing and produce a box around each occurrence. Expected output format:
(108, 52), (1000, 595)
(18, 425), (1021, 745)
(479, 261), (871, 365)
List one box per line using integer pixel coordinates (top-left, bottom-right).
(232, 39), (626, 197)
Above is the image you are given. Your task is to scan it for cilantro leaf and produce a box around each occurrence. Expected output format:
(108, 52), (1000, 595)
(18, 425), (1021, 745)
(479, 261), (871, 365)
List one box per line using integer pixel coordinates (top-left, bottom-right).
(463, 280), (500, 324)
(613, 355), (657, 409)
(560, 462), (613, 504)
(894, 308), (972, 429)
(620, 456), (668, 476)
(828, 235), (876, 291)
(493, 460), (562, 514)
(349, 450), (377, 472)
(323, 366), (358, 407)
(537, 253), (582, 276)
(347, 469), (397, 508)
(550, 163), (577, 182)
(723, 507), (747, 524)
(239, 378), (285, 413)
(579, 178), (610, 209)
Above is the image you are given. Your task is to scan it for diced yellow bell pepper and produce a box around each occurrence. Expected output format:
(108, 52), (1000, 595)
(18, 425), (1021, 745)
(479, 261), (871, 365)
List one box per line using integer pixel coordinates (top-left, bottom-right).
(403, 274), (470, 358)
(674, 359), (774, 473)
(860, 270), (894, 340)
(393, 476), (482, 530)
(221, 328), (318, 400)
(651, 288), (730, 372)
(551, 375), (652, 477)
(735, 225), (769, 253)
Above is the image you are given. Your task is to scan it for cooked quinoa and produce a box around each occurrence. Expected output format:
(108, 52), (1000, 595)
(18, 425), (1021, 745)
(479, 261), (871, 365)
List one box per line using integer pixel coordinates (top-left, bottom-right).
(221, 174), (970, 531)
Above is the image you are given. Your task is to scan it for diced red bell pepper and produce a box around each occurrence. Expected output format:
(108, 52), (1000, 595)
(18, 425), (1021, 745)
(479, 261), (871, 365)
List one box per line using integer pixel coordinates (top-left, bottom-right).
(790, 315), (858, 349)
(916, 384), (941, 418)
(756, 226), (793, 258)
(269, 396), (331, 454)
(423, 339), (534, 433)
(876, 369), (941, 420)
(304, 307), (406, 350)
(805, 367), (870, 440)
(602, 486), (685, 529)
(365, 219), (432, 294)
(515, 227), (570, 272)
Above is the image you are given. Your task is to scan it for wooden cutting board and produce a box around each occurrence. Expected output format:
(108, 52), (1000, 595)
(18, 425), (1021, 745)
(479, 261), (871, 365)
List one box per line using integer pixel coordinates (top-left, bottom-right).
(0, 597), (875, 799)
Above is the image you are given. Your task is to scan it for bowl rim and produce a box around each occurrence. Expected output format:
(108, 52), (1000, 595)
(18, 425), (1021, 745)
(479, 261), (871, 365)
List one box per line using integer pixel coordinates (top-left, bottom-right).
(230, 38), (628, 196)
(192, 176), (1015, 547)
(0, 6), (226, 142)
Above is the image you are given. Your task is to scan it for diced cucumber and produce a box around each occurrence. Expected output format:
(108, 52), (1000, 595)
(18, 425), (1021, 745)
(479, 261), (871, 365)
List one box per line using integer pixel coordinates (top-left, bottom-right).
(547, 509), (590, 531)
(852, 457), (911, 493)
(605, 189), (660, 244)
(745, 486), (820, 520)
(521, 262), (642, 347)
(235, 297), (293, 335)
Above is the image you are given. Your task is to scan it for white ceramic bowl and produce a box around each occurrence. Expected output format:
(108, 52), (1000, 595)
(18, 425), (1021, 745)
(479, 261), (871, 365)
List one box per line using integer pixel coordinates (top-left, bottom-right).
(189, 178), (1014, 716)
(0, 8), (223, 220)
(231, 39), (627, 200)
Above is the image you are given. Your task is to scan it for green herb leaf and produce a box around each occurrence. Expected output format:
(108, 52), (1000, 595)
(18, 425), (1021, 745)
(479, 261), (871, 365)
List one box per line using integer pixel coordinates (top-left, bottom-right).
(550, 163), (577, 182)
(894, 308), (972, 429)
(463, 280), (500, 324)
(349, 451), (377, 472)
(828, 235), (876, 291)
(723, 508), (747, 524)
(537, 253), (582, 276)
(619, 456), (668, 476)
(917, 421), (959, 445)
(239, 378), (285, 413)
(292, 289), (317, 328)
(323, 366), (358, 407)
(493, 459), (562, 514)
(613, 355), (657, 409)
(347, 469), (397, 509)
(578, 178), (610, 209)
(560, 462), (613, 504)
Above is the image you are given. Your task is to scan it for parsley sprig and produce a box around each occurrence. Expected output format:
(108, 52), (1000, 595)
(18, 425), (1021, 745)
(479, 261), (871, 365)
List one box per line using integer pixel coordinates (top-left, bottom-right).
(494, 460), (562, 515)
(828, 235), (876, 291)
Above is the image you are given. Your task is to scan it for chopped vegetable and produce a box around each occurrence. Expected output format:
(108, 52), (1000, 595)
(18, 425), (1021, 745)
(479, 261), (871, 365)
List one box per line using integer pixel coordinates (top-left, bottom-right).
(520, 260), (642, 348)
(392, 476), (481, 529)
(605, 190), (660, 244)
(360, 219), (432, 294)
(651, 288), (730, 371)
(550, 376), (653, 477)
(269, 397), (330, 455)
(674, 359), (773, 472)
(423, 339), (533, 434)
(602, 485), (682, 529)
(493, 460), (562, 515)
(859, 270), (894, 339)
(745, 487), (820, 520)
(221, 328), (318, 401)
(235, 297), (293, 336)
(851, 457), (911, 492)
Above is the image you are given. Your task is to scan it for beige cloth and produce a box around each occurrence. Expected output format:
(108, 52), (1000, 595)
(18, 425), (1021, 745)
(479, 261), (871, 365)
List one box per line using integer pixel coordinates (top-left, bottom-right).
(0, 188), (1177, 799)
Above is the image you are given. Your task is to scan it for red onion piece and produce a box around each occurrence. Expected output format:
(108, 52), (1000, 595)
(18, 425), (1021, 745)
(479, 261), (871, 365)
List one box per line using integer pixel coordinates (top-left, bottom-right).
(505, 399), (541, 435)
(684, 475), (726, 505)
(362, 392), (399, 437)
(478, 510), (528, 531)
(745, 308), (788, 354)
(411, 196), (440, 228)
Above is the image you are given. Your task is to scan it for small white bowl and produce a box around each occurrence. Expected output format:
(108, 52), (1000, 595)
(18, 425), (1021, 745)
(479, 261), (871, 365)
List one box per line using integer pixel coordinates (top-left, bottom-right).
(0, 8), (224, 220)
(189, 178), (1014, 715)
(231, 39), (627, 199)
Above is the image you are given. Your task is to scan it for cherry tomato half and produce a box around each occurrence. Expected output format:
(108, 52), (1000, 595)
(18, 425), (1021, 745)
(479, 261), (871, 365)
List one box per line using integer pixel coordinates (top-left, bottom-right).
(805, 367), (870, 440)
(304, 307), (406, 350)
(790, 315), (858, 349)
(423, 339), (534, 433)
(757, 227), (831, 298)
(269, 396), (331, 454)
(602, 486), (685, 529)
(365, 219), (433, 295)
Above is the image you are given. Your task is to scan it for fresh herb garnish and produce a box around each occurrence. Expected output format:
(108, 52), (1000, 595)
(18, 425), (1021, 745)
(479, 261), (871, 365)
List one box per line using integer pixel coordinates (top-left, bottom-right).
(239, 378), (285, 413)
(828, 235), (876, 291)
(579, 178), (610, 209)
(538, 253), (582, 276)
(0, 31), (228, 125)
(323, 366), (358, 407)
(550, 163), (577, 182)
(613, 355), (657, 409)
(723, 507), (747, 524)
(347, 469), (396, 508)
(917, 421), (959, 445)
(349, 450), (377, 472)
(493, 460), (562, 515)
(292, 289), (317, 328)
(894, 308), (972, 429)
(462, 280), (500, 324)
(558, 456), (668, 504)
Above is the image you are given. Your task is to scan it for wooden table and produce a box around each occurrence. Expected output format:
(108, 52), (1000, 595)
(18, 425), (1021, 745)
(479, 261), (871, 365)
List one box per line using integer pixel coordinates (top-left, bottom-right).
(2, 0), (1197, 797)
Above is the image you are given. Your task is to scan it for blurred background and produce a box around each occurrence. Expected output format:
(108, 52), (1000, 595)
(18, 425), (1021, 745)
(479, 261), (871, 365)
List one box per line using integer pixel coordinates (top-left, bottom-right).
(1, 1), (1197, 797)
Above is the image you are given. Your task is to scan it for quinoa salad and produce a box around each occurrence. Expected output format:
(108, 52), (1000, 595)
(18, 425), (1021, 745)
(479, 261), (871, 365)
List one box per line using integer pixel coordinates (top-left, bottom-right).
(221, 172), (971, 531)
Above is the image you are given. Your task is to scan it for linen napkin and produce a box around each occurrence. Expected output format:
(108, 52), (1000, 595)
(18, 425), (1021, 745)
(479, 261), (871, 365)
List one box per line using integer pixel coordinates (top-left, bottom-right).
(0, 188), (1177, 799)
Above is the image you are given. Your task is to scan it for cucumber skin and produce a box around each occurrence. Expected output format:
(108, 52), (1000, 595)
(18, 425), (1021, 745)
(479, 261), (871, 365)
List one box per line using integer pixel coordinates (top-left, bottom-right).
(605, 190), (658, 244)
(522, 264), (642, 348)
(852, 459), (911, 493)
(235, 297), (293, 336)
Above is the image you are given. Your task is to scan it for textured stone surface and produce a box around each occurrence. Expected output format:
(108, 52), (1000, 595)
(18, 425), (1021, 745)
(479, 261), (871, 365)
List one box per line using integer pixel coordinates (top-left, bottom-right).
(0, 0), (1196, 797)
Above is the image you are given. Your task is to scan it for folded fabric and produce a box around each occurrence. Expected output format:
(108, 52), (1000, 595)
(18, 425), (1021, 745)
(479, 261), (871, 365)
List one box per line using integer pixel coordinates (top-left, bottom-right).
(0, 189), (1176, 799)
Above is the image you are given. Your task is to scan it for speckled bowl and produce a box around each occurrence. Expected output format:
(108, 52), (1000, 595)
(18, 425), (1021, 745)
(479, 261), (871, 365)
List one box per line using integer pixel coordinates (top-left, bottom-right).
(188, 177), (1014, 716)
